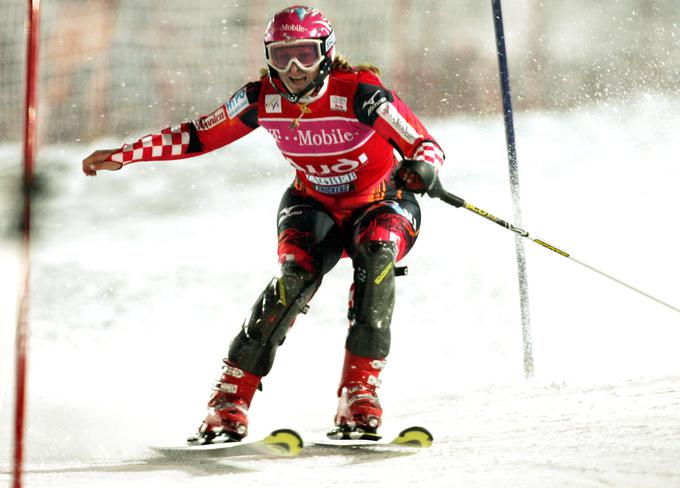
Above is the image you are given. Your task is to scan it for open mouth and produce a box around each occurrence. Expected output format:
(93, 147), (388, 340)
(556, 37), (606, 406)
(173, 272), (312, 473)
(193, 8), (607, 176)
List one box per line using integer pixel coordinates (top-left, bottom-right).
(283, 73), (311, 93)
(288, 75), (308, 86)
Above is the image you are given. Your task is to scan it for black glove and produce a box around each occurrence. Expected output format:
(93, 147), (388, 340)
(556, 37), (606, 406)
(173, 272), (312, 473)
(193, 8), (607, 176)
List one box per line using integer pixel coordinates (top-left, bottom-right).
(393, 159), (437, 194)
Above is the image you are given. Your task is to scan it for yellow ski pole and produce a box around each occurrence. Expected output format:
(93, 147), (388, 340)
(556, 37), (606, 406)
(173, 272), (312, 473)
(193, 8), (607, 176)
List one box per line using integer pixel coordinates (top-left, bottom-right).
(428, 179), (680, 314)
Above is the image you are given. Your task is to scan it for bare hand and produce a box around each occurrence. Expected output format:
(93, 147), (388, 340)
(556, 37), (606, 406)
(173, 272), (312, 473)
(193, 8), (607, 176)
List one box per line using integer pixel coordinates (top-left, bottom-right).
(82, 149), (123, 176)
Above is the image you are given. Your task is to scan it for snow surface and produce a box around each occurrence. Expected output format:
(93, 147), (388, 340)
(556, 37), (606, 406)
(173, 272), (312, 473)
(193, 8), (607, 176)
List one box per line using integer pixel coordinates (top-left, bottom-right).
(1, 94), (679, 487)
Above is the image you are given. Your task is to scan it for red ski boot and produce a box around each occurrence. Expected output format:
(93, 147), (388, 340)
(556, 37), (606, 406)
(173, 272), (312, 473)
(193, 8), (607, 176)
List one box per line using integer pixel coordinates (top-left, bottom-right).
(188, 360), (261, 445)
(329, 351), (385, 440)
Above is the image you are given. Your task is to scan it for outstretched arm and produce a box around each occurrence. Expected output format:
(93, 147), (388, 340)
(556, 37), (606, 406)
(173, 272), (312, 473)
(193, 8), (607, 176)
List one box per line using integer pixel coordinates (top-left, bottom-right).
(82, 81), (262, 176)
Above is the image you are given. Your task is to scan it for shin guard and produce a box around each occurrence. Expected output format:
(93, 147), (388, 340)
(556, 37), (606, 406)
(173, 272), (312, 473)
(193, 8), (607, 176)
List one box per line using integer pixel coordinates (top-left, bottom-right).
(228, 262), (321, 377)
(345, 240), (397, 359)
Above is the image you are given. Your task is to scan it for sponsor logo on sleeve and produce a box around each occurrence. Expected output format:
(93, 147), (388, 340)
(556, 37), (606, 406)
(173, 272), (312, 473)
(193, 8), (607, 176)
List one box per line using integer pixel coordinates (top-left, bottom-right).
(194, 106), (227, 131)
(377, 102), (420, 145)
(265, 94), (282, 113)
(362, 90), (387, 117)
(226, 87), (249, 119)
(330, 95), (347, 112)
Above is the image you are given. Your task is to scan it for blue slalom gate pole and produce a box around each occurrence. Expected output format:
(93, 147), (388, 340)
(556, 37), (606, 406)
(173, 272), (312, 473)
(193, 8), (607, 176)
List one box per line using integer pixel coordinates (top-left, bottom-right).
(491, 0), (535, 378)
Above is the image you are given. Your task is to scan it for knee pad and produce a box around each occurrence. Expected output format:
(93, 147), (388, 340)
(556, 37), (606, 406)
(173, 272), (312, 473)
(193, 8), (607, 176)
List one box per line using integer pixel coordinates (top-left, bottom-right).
(228, 262), (321, 376)
(345, 241), (397, 359)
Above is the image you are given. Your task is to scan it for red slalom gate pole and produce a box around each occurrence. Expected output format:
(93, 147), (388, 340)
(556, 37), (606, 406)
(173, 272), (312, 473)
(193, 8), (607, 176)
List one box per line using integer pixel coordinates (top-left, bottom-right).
(14, 1), (40, 487)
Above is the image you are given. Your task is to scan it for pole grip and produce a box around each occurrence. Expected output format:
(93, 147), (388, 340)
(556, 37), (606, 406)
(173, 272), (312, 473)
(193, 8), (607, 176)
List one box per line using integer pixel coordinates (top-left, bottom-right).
(428, 178), (465, 207)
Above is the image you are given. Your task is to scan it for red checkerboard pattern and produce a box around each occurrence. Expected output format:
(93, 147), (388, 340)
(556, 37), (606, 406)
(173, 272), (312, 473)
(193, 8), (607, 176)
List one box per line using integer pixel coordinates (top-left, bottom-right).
(412, 141), (444, 171)
(107, 123), (191, 165)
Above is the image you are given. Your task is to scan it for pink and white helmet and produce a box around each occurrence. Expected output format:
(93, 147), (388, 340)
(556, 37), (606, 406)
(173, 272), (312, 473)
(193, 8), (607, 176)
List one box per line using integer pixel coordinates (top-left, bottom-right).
(263, 6), (336, 101)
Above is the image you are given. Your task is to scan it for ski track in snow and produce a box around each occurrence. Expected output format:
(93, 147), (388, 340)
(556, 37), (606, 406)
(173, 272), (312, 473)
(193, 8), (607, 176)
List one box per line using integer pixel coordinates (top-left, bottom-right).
(1, 95), (680, 487)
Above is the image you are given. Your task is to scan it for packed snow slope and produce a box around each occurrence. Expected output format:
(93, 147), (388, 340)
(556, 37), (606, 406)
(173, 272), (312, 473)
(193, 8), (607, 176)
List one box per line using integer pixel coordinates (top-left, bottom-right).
(1, 94), (679, 487)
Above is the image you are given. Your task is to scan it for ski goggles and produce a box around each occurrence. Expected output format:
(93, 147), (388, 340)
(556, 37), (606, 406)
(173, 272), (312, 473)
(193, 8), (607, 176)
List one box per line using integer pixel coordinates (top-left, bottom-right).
(266, 40), (325, 72)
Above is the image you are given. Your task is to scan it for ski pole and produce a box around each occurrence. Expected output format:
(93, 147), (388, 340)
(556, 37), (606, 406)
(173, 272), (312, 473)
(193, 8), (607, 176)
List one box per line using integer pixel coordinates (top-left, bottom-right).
(428, 179), (680, 314)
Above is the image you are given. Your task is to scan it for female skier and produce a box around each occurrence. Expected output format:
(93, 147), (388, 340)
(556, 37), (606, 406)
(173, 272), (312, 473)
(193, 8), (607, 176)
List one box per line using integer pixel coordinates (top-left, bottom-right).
(83, 5), (445, 443)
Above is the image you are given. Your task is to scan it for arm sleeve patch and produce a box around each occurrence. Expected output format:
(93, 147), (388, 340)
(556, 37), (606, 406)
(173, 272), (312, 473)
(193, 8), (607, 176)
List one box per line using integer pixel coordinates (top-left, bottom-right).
(376, 102), (421, 145)
(194, 105), (228, 131)
(353, 82), (394, 126)
(226, 87), (249, 119)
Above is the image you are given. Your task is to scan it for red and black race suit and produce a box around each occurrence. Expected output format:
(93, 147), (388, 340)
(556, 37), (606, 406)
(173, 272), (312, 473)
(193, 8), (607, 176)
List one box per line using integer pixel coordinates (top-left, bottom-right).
(106, 68), (444, 267)
(107, 68), (444, 219)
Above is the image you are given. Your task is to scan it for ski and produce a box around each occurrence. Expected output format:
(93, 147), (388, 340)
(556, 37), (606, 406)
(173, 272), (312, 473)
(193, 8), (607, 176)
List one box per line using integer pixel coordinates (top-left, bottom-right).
(310, 426), (433, 450)
(151, 426), (430, 460)
(151, 428), (303, 459)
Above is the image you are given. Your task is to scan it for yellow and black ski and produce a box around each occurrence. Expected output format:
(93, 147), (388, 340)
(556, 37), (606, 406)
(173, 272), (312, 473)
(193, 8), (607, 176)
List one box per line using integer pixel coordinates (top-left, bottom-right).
(151, 428), (303, 459)
(312, 426), (433, 450)
(152, 426), (431, 459)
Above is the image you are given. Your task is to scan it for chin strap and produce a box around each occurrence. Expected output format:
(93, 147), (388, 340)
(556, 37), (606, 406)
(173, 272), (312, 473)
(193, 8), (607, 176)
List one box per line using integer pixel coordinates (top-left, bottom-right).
(268, 56), (333, 104)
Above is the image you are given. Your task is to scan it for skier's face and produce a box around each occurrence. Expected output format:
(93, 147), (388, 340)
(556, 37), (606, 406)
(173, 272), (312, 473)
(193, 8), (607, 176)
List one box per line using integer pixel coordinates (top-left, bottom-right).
(279, 62), (320, 96)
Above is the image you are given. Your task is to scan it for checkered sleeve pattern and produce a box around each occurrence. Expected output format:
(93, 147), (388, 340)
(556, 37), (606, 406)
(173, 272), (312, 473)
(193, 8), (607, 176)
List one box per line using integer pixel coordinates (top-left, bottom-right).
(107, 123), (192, 165)
(412, 141), (444, 172)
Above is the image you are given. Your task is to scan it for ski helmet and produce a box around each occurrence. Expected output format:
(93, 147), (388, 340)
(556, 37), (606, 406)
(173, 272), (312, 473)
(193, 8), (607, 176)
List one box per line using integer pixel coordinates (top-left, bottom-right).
(264, 6), (336, 102)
